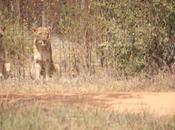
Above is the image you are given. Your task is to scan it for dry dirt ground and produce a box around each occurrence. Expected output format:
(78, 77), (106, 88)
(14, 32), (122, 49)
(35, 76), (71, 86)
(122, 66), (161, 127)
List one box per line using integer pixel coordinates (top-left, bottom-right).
(1, 92), (175, 116)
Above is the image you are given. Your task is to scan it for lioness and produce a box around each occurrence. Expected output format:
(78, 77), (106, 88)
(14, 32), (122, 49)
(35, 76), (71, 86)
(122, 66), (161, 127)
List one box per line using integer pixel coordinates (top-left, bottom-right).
(33, 27), (55, 80)
(0, 27), (6, 79)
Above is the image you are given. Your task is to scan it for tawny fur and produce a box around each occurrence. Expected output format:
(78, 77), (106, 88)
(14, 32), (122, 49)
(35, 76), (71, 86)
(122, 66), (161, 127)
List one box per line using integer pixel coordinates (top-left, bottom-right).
(33, 27), (55, 80)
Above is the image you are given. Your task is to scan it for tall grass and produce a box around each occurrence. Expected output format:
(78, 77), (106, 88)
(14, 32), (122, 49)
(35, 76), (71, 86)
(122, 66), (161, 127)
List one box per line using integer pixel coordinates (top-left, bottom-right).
(0, 72), (175, 94)
(0, 103), (175, 130)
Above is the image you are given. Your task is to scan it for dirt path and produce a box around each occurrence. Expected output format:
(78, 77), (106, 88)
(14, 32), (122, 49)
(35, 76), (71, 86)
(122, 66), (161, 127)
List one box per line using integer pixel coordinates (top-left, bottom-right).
(1, 92), (175, 116)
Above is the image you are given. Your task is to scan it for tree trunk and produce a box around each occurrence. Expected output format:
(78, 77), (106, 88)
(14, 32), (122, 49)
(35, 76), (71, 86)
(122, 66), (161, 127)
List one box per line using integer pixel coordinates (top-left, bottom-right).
(81, 0), (85, 10)
(42, 1), (46, 26)
(16, 0), (21, 23)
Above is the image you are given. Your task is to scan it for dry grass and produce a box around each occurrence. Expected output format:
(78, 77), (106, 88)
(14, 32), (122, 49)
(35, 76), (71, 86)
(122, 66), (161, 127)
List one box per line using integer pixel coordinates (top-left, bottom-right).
(0, 102), (175, 130)
(0, 73), (175, 130)
(0, 72), (175, 94)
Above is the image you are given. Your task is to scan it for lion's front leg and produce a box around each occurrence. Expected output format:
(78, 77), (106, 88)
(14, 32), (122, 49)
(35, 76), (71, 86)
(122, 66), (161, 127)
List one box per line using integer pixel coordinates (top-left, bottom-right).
(0, 62), (4, 79)
(45, 60), (51, 80)
(35, 61), (42, 80)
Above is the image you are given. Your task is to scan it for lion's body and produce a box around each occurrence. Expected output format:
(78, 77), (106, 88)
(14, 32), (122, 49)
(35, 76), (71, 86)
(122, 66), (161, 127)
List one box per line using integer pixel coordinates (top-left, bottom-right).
(33, 27), (55, 80)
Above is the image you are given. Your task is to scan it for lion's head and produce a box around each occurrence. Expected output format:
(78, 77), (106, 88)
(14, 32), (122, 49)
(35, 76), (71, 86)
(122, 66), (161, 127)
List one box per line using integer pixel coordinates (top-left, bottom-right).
(33, 27), (51, 47)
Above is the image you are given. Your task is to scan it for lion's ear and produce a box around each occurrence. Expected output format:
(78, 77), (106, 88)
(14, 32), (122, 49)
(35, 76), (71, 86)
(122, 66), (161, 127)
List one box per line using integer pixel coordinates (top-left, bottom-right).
(47, 26), (52, 33)
(32, 28), (37, 34)
(2, 27), (5, 32)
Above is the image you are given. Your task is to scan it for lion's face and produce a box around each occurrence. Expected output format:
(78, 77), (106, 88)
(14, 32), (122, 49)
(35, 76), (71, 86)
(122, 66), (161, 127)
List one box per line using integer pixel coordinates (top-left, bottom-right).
(33, 27), (51, 47)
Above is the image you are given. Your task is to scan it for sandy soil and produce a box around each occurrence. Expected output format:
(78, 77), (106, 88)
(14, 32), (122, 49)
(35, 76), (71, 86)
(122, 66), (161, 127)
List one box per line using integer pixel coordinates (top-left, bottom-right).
(1, 92), (175, 116)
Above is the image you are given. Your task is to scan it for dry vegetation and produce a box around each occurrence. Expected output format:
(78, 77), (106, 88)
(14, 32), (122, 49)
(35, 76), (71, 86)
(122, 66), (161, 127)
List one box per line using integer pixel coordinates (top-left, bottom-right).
(1, 0), (175, 130)
(1, 72), (175, 94)
(0, 72), (175, 130)
(0, 101), (175, 130)
(1, 0), (175, 79)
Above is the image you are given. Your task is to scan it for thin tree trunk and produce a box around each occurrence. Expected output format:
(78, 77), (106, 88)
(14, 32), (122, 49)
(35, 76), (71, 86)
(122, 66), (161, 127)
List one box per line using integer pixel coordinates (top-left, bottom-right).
(16, 0), (21, 23)
(42, 1), (46, 26)
(81, 0), (85, 10)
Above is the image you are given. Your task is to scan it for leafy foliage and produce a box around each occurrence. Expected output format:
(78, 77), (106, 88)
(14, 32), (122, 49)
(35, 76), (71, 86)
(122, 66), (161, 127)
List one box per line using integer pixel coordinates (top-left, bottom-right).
(0, 0), (175, 77)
